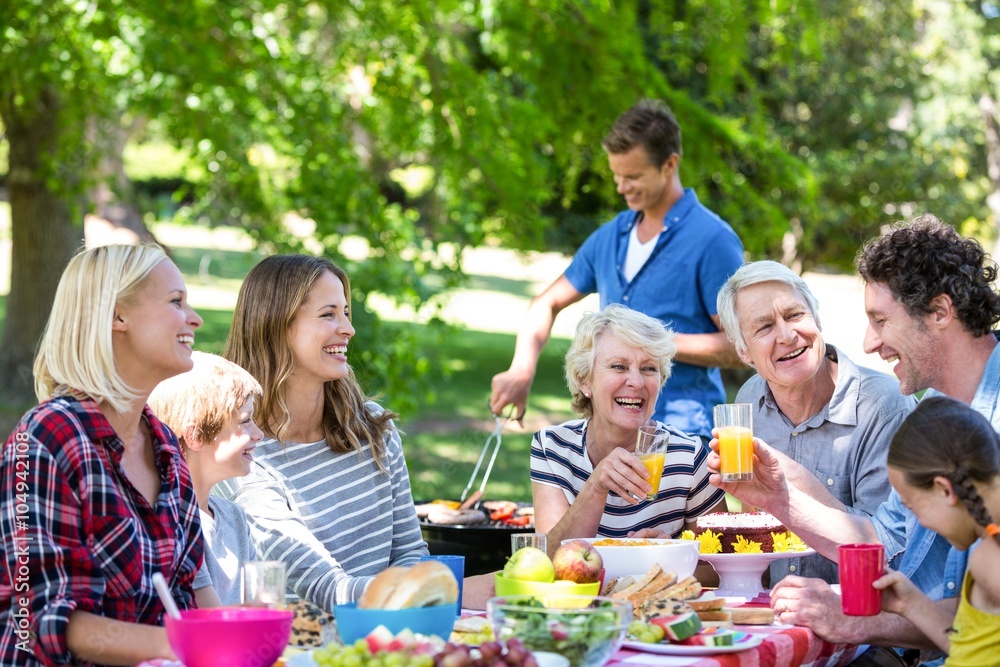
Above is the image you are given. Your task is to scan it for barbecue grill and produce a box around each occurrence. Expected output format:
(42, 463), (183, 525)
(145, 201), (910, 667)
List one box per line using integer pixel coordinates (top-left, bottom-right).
(419, 508), (534, 575)
(419, 408), (533, 575)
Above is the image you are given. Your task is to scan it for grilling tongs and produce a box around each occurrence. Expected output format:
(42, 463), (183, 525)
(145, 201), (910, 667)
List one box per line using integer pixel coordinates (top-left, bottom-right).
(458, 405), (516, 510)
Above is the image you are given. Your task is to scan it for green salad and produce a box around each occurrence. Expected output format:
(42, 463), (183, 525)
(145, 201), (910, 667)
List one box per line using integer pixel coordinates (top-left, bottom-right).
(491, 598), (626, 667)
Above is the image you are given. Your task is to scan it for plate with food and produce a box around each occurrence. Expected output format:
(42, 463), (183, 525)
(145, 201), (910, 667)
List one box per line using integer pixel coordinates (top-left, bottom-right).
(622, 630), (763, 656)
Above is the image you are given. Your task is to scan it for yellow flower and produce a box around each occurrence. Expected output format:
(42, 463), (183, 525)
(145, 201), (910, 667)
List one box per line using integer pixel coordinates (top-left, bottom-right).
(680, 530), (696, 541)
(733, 535), (763, 554)
(695, 530), (722, 554)
(771, 531), (808, 552)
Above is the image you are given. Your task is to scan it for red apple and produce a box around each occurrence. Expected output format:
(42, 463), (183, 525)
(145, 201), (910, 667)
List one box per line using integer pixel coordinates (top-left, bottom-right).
(552, 540), (604, 583)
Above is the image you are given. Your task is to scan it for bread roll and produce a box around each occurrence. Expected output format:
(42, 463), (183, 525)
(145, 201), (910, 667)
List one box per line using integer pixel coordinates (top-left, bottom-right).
(358, 562), (459, 610)
(382, 561), (458, 609)
(358, 566), (409, 609)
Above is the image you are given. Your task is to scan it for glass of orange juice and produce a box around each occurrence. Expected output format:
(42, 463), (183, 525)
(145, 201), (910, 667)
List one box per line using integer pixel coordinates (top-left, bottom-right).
(714, 403), (754, 482)
(635, 423), (668, 501)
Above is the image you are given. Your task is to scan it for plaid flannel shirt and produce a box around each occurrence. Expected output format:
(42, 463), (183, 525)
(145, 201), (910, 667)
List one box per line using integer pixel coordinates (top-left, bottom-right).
(0, 396), (204, 666)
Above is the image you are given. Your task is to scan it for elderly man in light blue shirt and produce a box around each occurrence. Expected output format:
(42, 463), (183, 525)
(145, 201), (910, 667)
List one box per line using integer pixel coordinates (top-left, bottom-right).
(715, 261), (915, 586)
(709, 216), (1000, 666)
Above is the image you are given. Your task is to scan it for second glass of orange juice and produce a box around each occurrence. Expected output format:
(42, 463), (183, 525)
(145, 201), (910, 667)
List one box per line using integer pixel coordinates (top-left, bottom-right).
(635, 424), (668, 501)
(714, 403), (754, 482)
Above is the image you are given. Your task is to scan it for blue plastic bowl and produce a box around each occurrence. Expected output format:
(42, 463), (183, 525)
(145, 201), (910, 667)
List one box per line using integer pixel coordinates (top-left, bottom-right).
(334, 602), (456, 643)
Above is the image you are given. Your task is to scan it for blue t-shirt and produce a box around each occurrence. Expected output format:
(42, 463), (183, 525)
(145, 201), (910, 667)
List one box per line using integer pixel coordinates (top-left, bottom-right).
(564, 188), (744, 438)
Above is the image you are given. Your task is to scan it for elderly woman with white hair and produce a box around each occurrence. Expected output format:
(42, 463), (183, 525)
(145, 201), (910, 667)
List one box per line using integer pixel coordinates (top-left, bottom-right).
(715, 260), (915, 584)
(531, 304), (727, 550)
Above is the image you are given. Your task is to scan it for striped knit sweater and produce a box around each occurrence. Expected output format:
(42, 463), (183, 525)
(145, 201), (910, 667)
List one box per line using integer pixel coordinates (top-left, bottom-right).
(215, 404), (428, 611)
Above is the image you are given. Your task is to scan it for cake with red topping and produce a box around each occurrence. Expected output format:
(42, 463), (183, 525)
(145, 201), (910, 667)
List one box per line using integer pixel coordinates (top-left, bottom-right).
(689, 512), (793, 553)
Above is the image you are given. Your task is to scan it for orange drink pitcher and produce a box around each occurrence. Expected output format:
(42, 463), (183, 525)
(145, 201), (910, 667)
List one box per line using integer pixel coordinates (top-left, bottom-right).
(635, 423), (669, 501)
(714, 404), (754, 482)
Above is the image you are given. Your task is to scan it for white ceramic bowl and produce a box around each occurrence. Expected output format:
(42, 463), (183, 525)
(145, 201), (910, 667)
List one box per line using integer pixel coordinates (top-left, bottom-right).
(568, 537), (699, 581)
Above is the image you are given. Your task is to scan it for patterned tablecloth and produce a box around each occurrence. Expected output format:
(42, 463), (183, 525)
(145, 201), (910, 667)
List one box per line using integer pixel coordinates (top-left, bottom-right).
(608, 625), (863, 667)
(138, 625), (862, 667)
(138, 594), (864, 667)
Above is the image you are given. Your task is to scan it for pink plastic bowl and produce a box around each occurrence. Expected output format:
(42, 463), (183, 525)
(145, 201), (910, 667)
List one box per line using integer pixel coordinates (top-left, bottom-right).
(164, 607), (293, 667)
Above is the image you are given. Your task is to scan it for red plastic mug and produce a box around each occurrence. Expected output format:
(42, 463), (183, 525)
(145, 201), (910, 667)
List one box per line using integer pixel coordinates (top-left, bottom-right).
(838, 543), (884, 616)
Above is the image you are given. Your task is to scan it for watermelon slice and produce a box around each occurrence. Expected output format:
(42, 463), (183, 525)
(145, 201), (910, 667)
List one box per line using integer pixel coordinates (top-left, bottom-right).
(366, 625), (396, 653)
(650, 612), (702, 642)
(679, 628), (737, 647)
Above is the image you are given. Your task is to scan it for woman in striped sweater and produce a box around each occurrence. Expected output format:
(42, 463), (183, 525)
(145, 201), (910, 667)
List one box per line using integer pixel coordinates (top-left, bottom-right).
(216, 255), (430, 610)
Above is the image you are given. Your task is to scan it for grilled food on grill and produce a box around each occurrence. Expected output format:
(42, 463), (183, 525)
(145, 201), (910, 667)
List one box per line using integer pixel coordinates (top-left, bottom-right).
(416, 499), (533, 527)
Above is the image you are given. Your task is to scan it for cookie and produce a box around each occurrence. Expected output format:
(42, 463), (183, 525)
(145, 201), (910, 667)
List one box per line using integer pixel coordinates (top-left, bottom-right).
(288, 599), (334, 647)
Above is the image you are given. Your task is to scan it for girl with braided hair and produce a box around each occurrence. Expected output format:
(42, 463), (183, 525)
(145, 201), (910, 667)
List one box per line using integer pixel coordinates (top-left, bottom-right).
(872, 396), (1000, 664)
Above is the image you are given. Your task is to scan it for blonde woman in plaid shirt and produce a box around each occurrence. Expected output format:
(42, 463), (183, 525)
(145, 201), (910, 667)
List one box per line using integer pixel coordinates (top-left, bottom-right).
(0, 245), (209, 666)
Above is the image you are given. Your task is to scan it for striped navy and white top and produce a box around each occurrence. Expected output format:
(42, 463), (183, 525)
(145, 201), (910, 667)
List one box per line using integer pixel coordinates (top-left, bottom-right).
(215, 404), (428, 611)
(530, 419), (725, 538)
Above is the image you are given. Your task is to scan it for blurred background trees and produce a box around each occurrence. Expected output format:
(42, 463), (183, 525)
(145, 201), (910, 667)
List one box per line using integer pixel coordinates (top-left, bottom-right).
(2, 0), (999, 404)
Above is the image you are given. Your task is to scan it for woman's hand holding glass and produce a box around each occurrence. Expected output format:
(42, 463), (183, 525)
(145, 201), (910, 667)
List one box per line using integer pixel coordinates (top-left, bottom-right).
(588, 447), (653, 505)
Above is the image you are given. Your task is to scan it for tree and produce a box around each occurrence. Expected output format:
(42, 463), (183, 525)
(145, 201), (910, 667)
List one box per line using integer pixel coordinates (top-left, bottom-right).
(8, 0), (978, 407)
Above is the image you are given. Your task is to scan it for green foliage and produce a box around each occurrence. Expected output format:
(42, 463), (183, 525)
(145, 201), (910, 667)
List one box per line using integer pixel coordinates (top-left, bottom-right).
(8, 0), (1000, 403)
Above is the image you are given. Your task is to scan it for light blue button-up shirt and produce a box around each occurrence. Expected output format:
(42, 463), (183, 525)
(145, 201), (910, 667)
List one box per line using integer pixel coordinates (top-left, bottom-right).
(860, 341), (1000, 599)
(857, 339), (1000, 665)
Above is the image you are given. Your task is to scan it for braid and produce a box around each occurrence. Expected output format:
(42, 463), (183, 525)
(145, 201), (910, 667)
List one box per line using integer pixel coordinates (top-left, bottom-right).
(952, 467), (1000, 546)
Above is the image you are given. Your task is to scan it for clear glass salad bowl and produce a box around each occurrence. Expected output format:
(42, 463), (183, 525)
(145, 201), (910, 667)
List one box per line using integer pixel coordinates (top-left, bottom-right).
(487, 595), (631, 667)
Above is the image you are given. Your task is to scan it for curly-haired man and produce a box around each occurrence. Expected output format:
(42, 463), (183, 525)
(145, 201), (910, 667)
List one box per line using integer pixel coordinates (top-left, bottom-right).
(857, 214), (1000, 399)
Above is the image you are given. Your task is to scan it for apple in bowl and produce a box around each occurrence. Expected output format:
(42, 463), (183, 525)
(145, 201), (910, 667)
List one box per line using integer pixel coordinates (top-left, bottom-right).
(565, 537), (698, 581)
(552, 540), (603, 584)
(503, 546), (555, 582)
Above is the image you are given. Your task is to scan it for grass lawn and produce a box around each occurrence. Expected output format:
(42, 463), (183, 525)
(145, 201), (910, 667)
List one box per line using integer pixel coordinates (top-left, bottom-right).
(401, 329), (573, 503)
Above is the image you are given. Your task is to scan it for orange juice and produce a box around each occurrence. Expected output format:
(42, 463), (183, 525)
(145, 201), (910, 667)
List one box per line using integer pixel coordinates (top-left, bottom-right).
(718, 425), (753, 481)
(638, 452), (665, 500)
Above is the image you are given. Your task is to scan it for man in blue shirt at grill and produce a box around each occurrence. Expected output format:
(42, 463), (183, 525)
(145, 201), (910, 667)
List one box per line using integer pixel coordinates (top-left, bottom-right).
(489, 99), (745, 441)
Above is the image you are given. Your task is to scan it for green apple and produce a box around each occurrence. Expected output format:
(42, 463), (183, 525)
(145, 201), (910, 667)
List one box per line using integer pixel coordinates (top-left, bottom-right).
(503, 547), (555, 582)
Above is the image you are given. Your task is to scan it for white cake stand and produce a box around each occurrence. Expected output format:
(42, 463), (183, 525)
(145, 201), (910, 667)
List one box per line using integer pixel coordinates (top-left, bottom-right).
(700, 549), (815, 596)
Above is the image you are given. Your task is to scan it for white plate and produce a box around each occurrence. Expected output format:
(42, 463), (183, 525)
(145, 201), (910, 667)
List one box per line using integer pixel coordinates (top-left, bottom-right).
(622, 632), (763, 656)
(533, 651), (570, 667)
(286, 651), (318, 667)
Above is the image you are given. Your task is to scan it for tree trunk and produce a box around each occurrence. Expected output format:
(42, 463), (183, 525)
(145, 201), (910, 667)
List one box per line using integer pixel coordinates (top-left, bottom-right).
(978, 94), (1000, 260)
(0, 86), (80, 402)
(86, 114), (160, 248)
